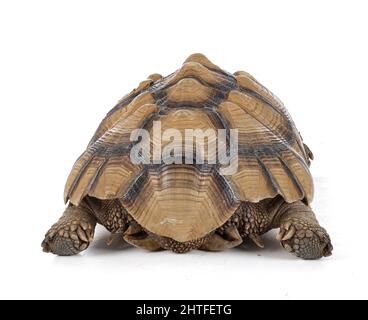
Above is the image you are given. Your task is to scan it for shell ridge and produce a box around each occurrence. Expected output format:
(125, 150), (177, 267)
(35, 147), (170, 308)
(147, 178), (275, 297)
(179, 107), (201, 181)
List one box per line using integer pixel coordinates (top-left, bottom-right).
(227, 91), (294, 148)
(65, 153), (95, 203)
(256, 157), (283, 197)
(277, 155), (305, 200)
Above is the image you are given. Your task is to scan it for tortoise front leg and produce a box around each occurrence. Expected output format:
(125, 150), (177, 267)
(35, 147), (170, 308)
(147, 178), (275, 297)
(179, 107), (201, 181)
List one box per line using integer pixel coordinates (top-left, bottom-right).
(270, 200), (333, 259)
(42, 203), (96, 256)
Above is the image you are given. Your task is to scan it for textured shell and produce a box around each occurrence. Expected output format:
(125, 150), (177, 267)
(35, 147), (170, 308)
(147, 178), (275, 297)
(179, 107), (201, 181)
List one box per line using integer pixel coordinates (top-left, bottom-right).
(64, 53), (313, 242)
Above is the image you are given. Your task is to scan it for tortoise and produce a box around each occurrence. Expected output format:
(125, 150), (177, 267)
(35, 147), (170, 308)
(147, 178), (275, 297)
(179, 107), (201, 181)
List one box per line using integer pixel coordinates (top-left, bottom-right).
(42, 53), (333, 259)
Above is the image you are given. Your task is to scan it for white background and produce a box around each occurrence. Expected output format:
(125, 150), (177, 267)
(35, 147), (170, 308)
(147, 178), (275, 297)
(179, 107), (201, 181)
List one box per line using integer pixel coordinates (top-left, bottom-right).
(0, 0), (367, 300)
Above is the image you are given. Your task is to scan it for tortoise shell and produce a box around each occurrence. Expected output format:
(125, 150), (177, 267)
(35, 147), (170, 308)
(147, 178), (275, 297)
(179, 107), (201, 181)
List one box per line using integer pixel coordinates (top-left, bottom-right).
(64, 53), (313, 243)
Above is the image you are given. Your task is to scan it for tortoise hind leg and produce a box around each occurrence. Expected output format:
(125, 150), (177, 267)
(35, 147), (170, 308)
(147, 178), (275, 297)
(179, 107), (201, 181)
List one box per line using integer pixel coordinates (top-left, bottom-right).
(123, 222), (162, 251)
(42, 203), (96, 256)
(123, 221), (212, 253)
(200, 226), (243, 251)
(84, 199), (160, 251)
(270, 199), (333, 259)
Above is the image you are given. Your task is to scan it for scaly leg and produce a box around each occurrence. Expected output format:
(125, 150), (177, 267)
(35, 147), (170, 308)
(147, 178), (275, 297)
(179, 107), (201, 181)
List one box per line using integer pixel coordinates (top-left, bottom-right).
(202, 201), (271, 251)
(42, 203), (96, 256)
(271, 200), (333, 259)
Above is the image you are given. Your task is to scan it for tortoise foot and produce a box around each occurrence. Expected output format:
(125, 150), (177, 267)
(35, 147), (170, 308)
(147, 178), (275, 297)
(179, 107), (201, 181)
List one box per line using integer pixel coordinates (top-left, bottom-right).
(42, 205), (96, 256)
(276, 218), (333, 260)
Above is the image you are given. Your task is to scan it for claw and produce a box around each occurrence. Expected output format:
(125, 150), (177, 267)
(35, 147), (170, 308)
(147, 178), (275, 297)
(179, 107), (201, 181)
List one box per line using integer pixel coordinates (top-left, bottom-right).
(124, 222), (142, 236)
(77, 227), (88, 243)
(284, 220), (292, 230)
(86, 230), (94, 242)
(70, 232), (79, 241)
(282, 226), (296, 241)
(276, 229), (285, 241)
(106, 234), (115, 246)
(80, 221), (89, 231)
(224, 226), (242, 242)
(79, 243), (88, 251)
(249, 234), (264, 248)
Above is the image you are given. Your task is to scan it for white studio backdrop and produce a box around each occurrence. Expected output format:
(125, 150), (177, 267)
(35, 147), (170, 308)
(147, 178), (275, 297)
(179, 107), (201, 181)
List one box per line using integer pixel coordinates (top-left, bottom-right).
(0, 0), (367, 299)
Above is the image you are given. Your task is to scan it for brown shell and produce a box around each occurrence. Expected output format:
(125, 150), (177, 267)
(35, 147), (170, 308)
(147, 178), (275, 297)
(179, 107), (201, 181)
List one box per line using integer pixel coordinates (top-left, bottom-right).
(64, 53), (313, 242)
